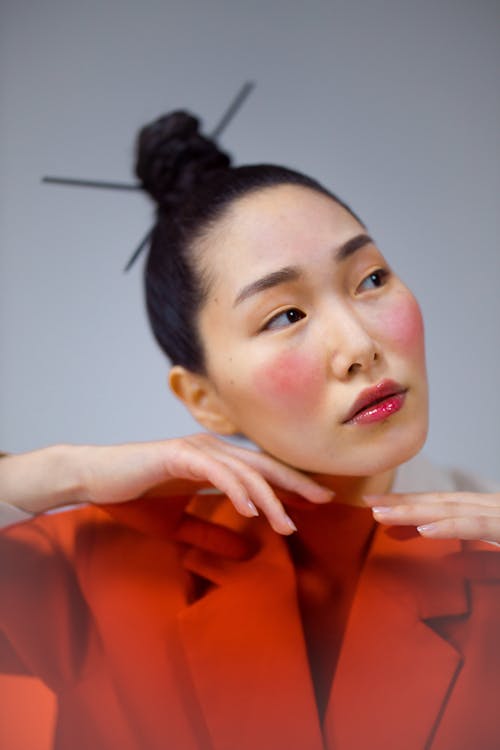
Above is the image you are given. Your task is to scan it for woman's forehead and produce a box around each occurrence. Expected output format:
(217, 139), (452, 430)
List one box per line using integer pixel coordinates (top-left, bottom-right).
(224, 183), (358, 238)
(201, 183), (365, 287)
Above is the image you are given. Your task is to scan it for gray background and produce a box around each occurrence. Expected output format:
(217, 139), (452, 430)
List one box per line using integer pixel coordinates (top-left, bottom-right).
(1, 0), (499, 479)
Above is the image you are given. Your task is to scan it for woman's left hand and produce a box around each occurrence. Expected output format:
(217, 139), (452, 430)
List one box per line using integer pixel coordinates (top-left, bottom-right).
(363, 492), (500, 546)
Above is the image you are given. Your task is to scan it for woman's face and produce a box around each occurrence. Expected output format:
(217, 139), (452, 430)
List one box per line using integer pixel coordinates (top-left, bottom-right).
(195, 184), (428, 476)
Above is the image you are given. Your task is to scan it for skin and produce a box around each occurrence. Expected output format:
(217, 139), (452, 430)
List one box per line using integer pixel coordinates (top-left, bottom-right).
(180, 184), (428, 487)
(2, 184), (499, 543)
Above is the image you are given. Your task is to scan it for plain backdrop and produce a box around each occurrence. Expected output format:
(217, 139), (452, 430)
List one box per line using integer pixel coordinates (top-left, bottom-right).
(1, 0), (499, 480)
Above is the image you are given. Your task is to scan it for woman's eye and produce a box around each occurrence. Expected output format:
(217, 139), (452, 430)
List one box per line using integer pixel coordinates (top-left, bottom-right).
(358, 268), (390, 291)
(263, 308), (306, 331)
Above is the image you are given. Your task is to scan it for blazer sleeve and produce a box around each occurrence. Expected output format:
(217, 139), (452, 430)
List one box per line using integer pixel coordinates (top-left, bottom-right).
(0, 496), (192, 688)
(0, 512), (91, 689)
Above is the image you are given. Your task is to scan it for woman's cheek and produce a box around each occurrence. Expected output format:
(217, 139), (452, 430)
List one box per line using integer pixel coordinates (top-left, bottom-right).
(252, 349), (323, 409)
(379, 292), (425, 355)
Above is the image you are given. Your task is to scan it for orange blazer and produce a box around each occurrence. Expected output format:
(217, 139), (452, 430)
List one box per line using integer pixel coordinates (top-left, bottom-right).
(1, 478), (500, 750)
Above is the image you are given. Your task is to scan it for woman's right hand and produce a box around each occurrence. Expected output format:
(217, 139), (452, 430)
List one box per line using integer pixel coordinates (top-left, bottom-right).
(1, 434), (334, 535)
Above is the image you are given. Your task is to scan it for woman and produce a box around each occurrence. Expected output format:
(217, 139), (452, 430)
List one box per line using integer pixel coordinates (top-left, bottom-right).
(1, 111), (499, 750)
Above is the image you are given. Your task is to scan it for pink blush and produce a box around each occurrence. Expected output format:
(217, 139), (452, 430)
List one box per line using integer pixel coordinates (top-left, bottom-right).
(253, 350), (322, 407)
(378, 294), (425, 354)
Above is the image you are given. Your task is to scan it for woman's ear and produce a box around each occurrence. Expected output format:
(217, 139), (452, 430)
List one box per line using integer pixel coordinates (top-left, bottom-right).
(168, 366), (238, 435)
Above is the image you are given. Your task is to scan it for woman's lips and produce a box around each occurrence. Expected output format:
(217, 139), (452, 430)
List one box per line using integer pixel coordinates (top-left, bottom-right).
(343, 379), (407, 425)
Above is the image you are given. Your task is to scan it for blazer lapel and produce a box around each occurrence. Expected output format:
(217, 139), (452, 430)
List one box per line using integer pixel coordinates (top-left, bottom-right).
(177, 504), (326, 750)
(324, 525), (467, 750)
(98, 495), (324, 749)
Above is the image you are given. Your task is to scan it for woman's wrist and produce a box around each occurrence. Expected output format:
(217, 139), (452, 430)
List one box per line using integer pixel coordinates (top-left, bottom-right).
(0, 444), (86, 515)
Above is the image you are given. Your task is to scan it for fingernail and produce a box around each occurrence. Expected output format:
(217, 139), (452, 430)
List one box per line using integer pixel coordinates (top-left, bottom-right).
(372, 506), (395, 516)
(246, 500), (259, 517)
(417, 523), (437, 536)
(285, 514), (298, 532)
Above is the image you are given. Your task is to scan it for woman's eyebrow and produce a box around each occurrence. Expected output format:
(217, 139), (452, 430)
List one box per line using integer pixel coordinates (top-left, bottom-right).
(335, 233), (374, 261)
(233, 266), (301, 307)
(232, 233), (374, 308)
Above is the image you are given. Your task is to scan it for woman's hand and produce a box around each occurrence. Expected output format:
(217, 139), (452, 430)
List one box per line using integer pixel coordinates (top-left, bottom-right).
(364, 492), (500, 546)
(1, 435), (334, 535)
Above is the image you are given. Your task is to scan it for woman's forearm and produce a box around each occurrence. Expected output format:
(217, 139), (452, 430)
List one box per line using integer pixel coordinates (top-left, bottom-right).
(0, 445), (85, 515)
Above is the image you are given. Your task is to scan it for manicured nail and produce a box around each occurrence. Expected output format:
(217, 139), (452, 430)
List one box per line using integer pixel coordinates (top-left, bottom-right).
(417, 523), (437, 536)
(246, 500), (259, 517)
(285, 514), (298, 532)
(372, 506), (395, 516)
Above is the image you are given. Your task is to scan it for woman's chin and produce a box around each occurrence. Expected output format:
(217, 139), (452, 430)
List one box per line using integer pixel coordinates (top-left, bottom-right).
(279, 424), (429, 479)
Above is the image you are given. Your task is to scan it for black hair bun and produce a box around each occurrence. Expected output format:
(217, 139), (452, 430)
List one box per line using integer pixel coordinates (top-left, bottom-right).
(135, 111), (231, 208)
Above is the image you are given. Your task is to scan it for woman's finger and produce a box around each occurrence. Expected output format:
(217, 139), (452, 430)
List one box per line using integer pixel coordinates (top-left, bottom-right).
(182, 438), (298, 534)
(364, 491), (500, 509)
(185, 435), (334, 504)
(415, 516), (500, 545)
(165, 437), (297, 534)
(223, 450), (334, 504)
(371, 501), (500, 526)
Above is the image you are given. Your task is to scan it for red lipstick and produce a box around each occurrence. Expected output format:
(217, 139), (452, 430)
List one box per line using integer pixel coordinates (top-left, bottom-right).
(343, 379), (407, 425)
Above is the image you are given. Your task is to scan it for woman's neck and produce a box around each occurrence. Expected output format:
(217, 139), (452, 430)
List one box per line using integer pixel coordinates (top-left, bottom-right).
(309, 467), (395, 507)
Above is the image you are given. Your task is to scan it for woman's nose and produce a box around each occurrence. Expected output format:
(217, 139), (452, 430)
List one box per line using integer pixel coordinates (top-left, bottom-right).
(328, 310), (380, 380)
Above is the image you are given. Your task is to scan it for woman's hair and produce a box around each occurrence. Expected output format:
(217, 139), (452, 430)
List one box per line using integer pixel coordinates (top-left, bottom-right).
(136, 111), (363, 373)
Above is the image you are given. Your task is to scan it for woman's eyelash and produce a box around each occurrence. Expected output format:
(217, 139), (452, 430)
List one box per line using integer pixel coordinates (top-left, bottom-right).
(358, 267), (390, 291)
(262, 307), (306, 331)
